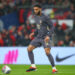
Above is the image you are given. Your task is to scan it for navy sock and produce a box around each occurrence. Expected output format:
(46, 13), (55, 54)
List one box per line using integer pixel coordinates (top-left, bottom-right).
(28, 51), (34, 64)
(47, 53), (55, 67)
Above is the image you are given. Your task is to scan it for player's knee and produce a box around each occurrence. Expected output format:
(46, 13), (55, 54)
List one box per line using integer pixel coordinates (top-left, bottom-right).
(27, 47), (32, 52)
(27, 45), (35, 52)
(46, 51), (50, 56)
(45, 48), (50, 56)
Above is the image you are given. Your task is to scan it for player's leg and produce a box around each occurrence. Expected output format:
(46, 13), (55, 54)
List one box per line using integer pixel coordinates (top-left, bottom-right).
(26, 38), (41, 72)
(45, 48), (55, 67)
(27, 45), (36, 67)
(42, 40), (58, 73)
(44, 48), (57, 73)
(26, 45), (37, 72)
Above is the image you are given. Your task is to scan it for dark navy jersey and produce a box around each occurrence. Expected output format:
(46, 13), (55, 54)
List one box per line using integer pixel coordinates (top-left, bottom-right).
(34, 13), (54, 39)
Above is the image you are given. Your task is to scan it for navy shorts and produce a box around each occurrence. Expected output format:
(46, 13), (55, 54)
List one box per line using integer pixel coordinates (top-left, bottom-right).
(30, 37), (51, 48)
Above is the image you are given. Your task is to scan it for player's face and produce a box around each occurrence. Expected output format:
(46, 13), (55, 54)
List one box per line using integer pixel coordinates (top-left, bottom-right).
(33, 7), (41, 15)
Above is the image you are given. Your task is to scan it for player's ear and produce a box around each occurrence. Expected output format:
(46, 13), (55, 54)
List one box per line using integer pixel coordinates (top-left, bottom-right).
(40, 8), (42, 11)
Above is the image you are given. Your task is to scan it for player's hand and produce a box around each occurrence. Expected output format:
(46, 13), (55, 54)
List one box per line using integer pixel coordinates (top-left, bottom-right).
(29, 33), (34, 39)
(44, 36), (50, 42)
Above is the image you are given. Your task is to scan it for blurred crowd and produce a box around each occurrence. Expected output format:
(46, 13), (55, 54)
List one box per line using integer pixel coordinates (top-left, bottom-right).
(0, 22), (36, 46)
(0, 21), (75, 47)
(0, 0), (75, 19)
(54, 21), (75, 46)
(0, 0), (75, 47)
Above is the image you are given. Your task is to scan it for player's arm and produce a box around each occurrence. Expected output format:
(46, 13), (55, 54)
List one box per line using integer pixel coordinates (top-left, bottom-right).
(45, 16), (55, 37)
(44, 16), (54, 42)
(29, 28), (38, 39)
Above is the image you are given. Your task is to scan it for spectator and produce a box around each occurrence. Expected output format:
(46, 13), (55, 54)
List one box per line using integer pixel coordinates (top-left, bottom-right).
(64, 35), (70, 46)
(8, 0), (15, 8)
(41, 0), (47, 6)
(69, 4), (75, 13)
(19, 0), (29, 7)
(18, 24), (25, 32)
(0, 33), (4, 46)
(2, 30), (10, 46)
(58, 40), (65, 46)
(61, 23), (67, 30)
(23, 34), (31, 46)
(16, 0), (20, 6)
(56, 0), (63, 6)
(0, 3), (5, 16)
(69, 41), (74, 47)
(63, 0), (70, 8)
(67, 11), (73, 19)
(48, 0), (56, 6)
(55, 25), (65, 36)
(16, 31), (24, 46)
(55, 25), (65, 41)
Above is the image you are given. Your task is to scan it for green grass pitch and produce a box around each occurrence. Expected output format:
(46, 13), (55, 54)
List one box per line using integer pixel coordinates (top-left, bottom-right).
(0, 65), (75, 75)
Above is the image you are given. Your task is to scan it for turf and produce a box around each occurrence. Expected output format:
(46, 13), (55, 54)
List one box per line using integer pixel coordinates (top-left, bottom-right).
(0, 65), (75, 75)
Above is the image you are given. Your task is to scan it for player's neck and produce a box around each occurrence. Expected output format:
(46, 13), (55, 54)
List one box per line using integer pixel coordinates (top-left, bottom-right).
(38, 12), (42, 16)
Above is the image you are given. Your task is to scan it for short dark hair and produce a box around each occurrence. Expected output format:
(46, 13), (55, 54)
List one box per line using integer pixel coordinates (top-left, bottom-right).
(33, 4), (41, 8)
